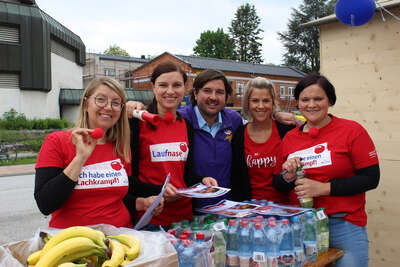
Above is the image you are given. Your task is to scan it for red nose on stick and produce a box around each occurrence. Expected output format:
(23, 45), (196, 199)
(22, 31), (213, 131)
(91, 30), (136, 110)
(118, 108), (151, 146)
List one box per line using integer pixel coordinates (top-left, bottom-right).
(91, 128), (104, 139)
(132, 110), (160, 125)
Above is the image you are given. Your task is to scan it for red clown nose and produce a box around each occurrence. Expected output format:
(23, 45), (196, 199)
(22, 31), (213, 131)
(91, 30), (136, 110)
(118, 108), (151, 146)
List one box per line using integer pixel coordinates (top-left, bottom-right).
(91, 128), (104, 139)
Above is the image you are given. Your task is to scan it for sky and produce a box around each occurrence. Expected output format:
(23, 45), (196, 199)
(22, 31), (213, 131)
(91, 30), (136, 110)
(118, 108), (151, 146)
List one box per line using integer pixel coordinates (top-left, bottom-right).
(35, 0), (303, 65)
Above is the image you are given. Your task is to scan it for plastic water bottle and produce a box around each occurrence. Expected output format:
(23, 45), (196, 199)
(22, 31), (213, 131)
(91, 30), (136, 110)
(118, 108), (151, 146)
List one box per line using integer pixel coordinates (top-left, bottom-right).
(252, 222), (267, 267)
(265, 220), (280, 267)
(279, 218), (295, 267)
(291, 215), (304, 267)
(226, 219), (239, 267)
(304, 211), (318, 262)
(296, 166), (313, 208)
(213, 230), (226, 267)
(238, 220), (252, 267)
(316, 208), (329, 254)
(180, 239), (196, 267)
(194, 232), (209, 267)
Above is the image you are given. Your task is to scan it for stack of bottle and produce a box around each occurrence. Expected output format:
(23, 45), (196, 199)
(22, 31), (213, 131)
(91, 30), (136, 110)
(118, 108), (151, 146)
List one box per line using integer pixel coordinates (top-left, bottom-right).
(165, 209), (328, 267)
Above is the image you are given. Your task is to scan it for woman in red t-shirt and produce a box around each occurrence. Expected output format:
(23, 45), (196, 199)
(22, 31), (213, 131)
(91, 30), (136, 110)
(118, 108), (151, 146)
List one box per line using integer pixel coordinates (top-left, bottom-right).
(230, 77), (294, 204)
(35, 77), (162, 228)
(129, 61), (218, 229)
(275, 73), (380, 267)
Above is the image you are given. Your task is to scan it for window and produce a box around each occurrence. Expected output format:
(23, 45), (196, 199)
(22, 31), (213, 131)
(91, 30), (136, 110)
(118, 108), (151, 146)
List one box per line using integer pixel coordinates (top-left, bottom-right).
(236, 81), (244, 96)
(280, 86), (286, 98)
(0, 73), (20, 89)
(104, 69), (115, 77)
(288, 86), (295, 99)
(51, 40), (75, 62)
(0, 25), (19, 44)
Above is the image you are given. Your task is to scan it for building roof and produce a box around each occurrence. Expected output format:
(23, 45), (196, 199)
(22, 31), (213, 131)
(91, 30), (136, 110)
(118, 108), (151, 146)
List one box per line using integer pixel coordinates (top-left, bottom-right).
(301, 0), (400, 28)
(175, 54), (305, 78)
(59, 89), (154, 105)
(96, 53), (150, 64)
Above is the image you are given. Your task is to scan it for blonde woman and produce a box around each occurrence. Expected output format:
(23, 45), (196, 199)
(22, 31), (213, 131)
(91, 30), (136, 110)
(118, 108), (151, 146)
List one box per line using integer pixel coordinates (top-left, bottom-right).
(230, 77), (294, 203)
(35, 77), (162, 228)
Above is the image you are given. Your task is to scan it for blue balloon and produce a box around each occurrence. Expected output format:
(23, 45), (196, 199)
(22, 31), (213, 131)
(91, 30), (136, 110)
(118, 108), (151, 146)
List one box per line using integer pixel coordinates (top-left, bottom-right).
(335, 0), (376, 26)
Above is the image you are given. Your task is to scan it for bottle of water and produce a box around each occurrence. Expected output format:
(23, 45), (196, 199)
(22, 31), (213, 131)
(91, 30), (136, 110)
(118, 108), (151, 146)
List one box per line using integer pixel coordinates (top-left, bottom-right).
(226, 219), (239, 267)
(265, 220), (280, 267)
(296, 166), (313, 208)
(316, 208), (329, 254)
(213, 230), (226, 267)
(194, 232), (209, 267)
(291, 215), (304, 267)
(238, 220), (252, 267)
(279, 218), (295, 267)
(303, 211), (318, 262)
(180, 239), (196, 267)
(252, 222), (267, 267)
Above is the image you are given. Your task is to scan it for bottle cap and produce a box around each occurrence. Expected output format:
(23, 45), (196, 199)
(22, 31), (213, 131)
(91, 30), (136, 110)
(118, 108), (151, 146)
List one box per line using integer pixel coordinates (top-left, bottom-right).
(228, 219), (236, 226)
(282, 219), (289, 225)
(196, 232), (205, 240)
(255, 223), (262, 229)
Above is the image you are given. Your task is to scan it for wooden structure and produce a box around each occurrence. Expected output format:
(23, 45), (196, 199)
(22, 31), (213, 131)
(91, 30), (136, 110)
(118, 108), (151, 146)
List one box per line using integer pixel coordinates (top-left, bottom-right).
(302, 1), (400, 265)
(303, 248), (344, 267)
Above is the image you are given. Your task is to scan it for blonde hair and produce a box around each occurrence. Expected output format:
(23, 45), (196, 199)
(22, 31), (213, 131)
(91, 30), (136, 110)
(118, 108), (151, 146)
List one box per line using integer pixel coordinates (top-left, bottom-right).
(76, 77), (131, 162)
(242, 77), (278, 121)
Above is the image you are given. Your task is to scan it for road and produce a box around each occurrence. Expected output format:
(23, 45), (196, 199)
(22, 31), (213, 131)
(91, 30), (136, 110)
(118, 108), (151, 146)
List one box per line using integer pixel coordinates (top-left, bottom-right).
(0, 174), (49, 245)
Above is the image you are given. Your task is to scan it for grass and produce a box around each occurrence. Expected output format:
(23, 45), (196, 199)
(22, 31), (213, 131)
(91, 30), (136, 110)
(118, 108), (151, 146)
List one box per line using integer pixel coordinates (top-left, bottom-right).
(0, 156), (37, 166)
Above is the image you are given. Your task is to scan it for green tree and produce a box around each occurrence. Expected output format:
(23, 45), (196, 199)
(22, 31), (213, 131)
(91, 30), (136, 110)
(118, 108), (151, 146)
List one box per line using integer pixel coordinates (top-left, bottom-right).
(278, 0), (336, 73)
(229, 3), (264, 63)
(104, 45), (130, 57)
(193, 28), (236, 60)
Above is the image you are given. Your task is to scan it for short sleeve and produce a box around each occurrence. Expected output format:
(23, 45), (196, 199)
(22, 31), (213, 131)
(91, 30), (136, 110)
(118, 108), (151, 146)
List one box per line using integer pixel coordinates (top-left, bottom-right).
(35, 132), (67, 169)
(350, 126), (379, 169)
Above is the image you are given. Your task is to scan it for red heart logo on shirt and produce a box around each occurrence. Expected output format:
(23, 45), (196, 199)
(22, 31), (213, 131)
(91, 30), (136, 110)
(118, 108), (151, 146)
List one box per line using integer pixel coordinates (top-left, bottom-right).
(111, 161), (122, 171)
(314, 145), (325, 154)
(179, 143), (187, 152)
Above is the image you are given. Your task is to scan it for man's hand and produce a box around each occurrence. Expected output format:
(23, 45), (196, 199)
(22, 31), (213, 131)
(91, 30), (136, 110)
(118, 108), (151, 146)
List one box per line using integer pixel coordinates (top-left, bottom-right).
(163, 183), (182, 202)
(202, 177), (218, 187)
(126, 101), (146, 118)
(275, 111), (297, 126)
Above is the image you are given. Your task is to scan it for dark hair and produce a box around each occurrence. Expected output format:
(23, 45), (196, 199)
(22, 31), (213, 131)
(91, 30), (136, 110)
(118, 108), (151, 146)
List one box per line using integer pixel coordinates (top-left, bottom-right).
(148, 61), (187, 116)
(294, 72), (336, 106)
(190, 69), (232, 106)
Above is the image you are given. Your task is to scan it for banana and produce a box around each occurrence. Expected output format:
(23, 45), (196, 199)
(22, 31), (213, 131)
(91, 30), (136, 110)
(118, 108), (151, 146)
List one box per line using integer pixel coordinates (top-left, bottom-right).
(35, 236), (101, 267)
(58, 263), (89, 267)
(41, 226), (107, 256)
(56, 247), (107, 265)
(40, 231), (52, 244)
(107, 234), (140, 261)
(101, 239), (125, 267)
(27, 249), (42, 265)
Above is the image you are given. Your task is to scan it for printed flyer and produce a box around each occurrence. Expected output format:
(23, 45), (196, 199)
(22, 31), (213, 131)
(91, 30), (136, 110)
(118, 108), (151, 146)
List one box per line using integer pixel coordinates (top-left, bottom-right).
(177, 183), (230, 198)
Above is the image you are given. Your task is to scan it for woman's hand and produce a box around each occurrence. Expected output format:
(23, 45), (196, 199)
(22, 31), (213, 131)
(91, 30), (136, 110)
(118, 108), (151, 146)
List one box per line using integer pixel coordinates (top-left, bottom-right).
(274, 111), (297, 126)
(126, 101), (146, 118)
(136, 196), (164, 216)
(202, 177), (218, 187)
(295, 178), (331, 198)
(282, 157), (302, 182)
(71, 128), (98, 162)
(163, 183), (181, 203)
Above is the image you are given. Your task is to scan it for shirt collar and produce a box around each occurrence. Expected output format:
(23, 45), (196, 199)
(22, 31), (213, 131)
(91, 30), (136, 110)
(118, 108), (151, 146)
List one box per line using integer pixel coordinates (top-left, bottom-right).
(194, 105), (222, 128)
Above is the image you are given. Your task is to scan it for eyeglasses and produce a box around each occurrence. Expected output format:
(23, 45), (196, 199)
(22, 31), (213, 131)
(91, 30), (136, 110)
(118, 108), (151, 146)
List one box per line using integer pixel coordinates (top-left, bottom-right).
(92, 95), (124, 111)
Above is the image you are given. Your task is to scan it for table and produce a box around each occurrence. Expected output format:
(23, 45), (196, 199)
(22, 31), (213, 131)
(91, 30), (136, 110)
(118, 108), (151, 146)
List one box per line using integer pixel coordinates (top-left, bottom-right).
(303, 248), (344, 267)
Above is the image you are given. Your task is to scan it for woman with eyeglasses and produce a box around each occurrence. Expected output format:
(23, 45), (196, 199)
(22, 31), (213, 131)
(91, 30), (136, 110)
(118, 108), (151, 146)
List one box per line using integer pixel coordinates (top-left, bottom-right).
(130, 61), (218, 230)
(34, 77), (163, 228)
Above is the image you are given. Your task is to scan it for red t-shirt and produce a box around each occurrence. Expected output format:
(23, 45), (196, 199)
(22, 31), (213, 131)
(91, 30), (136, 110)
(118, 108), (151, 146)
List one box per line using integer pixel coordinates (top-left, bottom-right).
(136, 119), (192, 226)
(36, 131), (132, 228)
(282, 115), (379, 226)
(244, 120), (288, 203)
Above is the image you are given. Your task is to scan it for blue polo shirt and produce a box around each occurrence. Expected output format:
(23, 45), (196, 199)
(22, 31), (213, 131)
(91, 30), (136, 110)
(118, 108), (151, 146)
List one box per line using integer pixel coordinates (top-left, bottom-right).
(194, 106), (222, 138)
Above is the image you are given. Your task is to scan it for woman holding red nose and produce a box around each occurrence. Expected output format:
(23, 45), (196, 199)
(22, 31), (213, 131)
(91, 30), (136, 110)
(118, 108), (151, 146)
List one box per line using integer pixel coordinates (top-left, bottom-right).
(273, 72), (380, 267)
(35, 77), (163, 228)
(129, 61), (218, 230)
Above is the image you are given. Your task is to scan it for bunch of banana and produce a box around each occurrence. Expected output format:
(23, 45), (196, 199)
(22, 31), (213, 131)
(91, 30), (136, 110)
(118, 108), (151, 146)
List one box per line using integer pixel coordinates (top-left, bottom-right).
(107, 234), (140, 261)
(27, 226), (108, 267)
